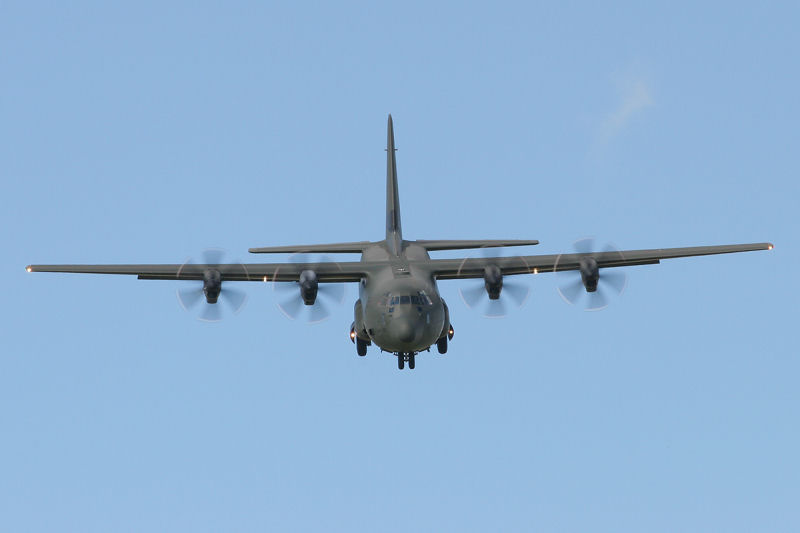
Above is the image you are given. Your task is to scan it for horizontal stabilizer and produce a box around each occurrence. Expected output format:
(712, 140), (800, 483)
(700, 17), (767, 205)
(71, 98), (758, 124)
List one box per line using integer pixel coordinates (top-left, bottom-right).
(249, 241), (375, 254)
(414, 239), (539, 251)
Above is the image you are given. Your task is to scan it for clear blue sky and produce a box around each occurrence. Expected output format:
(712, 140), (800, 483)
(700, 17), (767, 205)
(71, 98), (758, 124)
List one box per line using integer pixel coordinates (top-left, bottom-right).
(2, 2), (796, 531)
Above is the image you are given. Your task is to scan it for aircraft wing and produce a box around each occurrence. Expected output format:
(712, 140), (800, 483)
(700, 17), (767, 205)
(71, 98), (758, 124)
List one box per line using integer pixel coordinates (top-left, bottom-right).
(428, 242), (773, 280)
(26, 261), (368, 283)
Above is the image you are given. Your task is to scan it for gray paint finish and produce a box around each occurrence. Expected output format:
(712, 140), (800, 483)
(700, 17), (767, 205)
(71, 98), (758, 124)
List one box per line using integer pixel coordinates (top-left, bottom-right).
(27, 116), (773, 369)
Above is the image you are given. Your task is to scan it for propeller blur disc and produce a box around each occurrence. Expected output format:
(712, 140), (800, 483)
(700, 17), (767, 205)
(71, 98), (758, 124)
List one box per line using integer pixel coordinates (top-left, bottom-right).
(554, 237), (628, 311)
(175, 248), (249, 322)
(456, 246), (531, 318)
(272, 253), (346, 324)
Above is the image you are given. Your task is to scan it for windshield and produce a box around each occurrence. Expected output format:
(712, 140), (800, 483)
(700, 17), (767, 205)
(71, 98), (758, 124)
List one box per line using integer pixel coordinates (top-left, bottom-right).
(388, 291), (432, 307)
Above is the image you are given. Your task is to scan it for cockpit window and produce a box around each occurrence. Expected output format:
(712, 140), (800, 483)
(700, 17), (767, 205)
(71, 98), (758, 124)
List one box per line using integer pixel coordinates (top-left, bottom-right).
(387, 292), (433, 307)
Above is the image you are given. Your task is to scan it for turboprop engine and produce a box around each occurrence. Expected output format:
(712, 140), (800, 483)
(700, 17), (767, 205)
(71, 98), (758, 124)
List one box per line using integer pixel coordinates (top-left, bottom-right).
(578, 257), (600, 292)
(299, 270), (319, 305)
(483, 265), (503, 300)
(203, 269), (222, 303)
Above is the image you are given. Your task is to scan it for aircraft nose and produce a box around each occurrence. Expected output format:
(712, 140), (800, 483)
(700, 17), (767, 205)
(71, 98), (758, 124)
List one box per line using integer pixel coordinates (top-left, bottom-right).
(393, 320), (416, 343)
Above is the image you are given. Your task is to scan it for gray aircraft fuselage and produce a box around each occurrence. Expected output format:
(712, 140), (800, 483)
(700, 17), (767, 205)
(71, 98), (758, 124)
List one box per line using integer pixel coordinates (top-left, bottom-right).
(356, 242), (446, 354)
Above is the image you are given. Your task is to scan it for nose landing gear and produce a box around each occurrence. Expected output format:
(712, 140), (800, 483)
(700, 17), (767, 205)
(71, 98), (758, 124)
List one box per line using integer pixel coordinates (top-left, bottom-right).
(397, 352), (416, 370)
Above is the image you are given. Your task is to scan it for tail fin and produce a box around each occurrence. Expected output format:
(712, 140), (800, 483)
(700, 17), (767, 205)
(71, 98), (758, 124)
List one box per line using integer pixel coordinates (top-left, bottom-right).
(385, 114), (402, 255)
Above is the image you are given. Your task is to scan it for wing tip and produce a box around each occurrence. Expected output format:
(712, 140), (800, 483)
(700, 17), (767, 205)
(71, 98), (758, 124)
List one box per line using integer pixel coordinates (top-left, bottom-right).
(25, 265), (33, 273)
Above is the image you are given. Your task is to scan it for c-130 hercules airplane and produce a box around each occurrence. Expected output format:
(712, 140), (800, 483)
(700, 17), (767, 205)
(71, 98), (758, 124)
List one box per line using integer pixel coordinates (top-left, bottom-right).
(27, 116), (773, 370)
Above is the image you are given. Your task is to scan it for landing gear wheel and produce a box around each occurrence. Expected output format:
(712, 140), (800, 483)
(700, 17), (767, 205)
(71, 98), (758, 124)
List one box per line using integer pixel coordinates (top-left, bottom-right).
(398, 354), (405, 370)
(356, 337), (367, 356)
(437, 337), (448, 354)
(408, 353), (416, 369)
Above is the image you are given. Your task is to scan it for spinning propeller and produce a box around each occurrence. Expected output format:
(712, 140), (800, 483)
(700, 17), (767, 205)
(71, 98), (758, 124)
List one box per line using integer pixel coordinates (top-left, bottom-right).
(555, 238), (627, 311)
(272, 254), (346, 324)
(176, 249), (249, 322)
(457, 246), (531, 318)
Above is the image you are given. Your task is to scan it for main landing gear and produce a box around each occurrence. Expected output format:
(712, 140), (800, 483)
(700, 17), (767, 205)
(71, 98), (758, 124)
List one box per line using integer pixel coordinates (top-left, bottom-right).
(437, 337), (447, 354)
(356, 336), (368, 356)
(397, 352), (415, 370)
(350, 325), (370, 357)
(437, 324), (454, 354)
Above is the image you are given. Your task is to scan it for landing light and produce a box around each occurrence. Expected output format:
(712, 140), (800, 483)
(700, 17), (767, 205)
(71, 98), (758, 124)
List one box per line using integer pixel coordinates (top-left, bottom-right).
(26, 266), (32, 273)
(349, 330), (356, 342)
(768, 244), (774, 250)
(533, 268), (538, 274)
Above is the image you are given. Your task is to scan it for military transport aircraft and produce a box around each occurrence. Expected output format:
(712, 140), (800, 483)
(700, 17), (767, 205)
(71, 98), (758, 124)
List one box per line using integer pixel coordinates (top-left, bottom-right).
(27, 115), (773, 370)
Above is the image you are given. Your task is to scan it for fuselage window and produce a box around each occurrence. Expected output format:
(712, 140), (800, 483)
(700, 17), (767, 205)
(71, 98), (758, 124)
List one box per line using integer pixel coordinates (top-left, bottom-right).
(400, 295), (411, 304)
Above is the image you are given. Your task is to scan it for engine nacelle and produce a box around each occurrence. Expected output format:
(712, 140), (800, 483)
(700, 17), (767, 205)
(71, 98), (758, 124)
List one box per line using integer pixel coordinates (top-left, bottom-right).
(353, 299), (368, 337)
(579, 257), (599, 292)
(203, 269), (222, 303)
(299, 270), (318, 305)
(483, 265), (503, 300)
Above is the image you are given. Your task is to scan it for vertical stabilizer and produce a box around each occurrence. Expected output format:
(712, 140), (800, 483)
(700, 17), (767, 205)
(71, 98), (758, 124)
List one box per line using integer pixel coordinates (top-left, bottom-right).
(386, 114), (403, 255)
